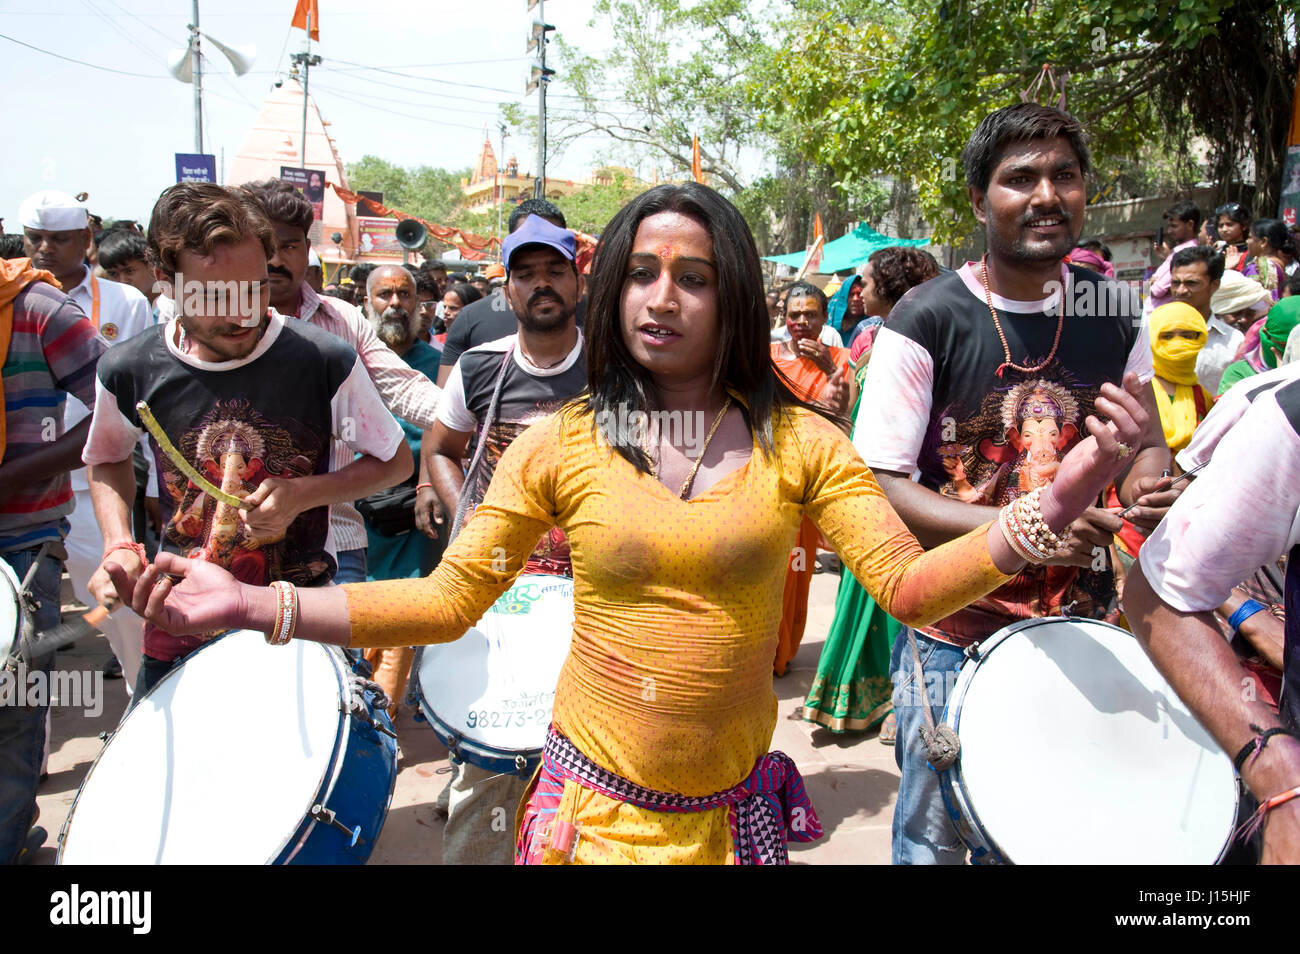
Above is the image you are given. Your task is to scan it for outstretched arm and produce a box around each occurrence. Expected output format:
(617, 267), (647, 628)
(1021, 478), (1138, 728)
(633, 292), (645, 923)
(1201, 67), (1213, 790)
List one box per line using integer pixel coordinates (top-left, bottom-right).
(108, 413), (564, 649)
(812, 375), (1149, 628)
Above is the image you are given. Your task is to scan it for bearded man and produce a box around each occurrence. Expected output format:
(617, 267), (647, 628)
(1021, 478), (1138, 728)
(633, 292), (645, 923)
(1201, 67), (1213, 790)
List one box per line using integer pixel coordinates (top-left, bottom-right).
(354, 264), (445, 715)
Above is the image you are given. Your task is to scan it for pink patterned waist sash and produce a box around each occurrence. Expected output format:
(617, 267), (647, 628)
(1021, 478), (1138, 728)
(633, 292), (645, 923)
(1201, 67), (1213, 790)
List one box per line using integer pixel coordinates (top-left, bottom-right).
(516, 726), (824, 864)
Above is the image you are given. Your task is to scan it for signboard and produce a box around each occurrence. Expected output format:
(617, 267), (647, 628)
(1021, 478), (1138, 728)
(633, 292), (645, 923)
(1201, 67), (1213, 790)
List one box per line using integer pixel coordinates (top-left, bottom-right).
(356, 216), (402, 258)
(1279, 145), (1300, 228)
(174, 153), (216, 183)
(280, 166), (327, 242)
(358, 190), (384, 210)
(1109, 236), (1150, 283)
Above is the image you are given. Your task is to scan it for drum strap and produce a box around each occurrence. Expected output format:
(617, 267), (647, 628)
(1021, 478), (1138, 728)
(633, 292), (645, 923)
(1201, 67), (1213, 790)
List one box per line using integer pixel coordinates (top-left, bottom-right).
(907, 628), (961, 771)
(449, 344), (516, 543)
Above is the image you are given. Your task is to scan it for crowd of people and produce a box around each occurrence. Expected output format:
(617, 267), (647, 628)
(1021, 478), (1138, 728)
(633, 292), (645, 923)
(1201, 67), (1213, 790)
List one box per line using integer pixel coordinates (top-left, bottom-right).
(4, 98), (1300, 866)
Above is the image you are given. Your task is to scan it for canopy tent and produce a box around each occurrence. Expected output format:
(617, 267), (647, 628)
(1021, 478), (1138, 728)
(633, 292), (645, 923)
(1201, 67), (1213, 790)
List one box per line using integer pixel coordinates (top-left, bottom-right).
(764, 223), (930, 274)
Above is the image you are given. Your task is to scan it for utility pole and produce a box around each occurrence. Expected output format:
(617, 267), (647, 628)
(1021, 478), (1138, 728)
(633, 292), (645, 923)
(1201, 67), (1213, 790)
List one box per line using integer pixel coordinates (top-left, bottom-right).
(291, 12), (321, 168)
(191, 0), (202, 152)
(496, 121), (508, 242)
(527, 1), (555, 200)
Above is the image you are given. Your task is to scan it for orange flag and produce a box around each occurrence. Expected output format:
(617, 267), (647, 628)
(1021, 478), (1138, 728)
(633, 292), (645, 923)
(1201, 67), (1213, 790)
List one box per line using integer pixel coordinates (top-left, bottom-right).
(291, 0), (320, 40)
(691, 134), (703, 183)
(807, 213), (824, 273)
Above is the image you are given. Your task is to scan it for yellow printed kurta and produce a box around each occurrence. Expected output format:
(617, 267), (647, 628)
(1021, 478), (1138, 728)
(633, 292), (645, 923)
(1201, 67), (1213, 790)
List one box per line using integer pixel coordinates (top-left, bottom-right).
(342, 403), (1011, 859)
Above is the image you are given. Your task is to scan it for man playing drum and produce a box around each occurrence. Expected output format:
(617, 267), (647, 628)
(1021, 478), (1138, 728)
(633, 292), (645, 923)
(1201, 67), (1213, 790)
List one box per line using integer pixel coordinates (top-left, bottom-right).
(105, 183), (1149, 865)
(418, 215), (586, 864)
(855, 102), (1179, 864)
(1126, 363), (1300, 864)
(82, 183), (410, 697)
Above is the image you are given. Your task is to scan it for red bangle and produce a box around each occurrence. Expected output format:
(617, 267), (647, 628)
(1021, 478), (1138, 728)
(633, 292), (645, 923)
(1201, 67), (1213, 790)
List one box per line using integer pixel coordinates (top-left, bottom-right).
(103, 541), (149, 567)
(415, 482), (434, 493)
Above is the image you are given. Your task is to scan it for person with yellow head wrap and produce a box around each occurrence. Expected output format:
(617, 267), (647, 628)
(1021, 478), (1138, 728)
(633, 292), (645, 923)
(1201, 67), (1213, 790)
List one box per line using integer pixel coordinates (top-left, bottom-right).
(1149, 302), (1214, 454)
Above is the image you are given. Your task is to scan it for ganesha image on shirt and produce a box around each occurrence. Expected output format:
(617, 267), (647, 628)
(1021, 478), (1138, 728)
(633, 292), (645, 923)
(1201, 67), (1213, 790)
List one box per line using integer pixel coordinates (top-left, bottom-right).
(980, 378), (1082, 505)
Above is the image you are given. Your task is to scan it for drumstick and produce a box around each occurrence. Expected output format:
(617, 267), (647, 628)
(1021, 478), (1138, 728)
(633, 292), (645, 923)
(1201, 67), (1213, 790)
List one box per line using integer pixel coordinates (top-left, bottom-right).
(135, 401), (253, 511)
(1115, 461), (1207, 520)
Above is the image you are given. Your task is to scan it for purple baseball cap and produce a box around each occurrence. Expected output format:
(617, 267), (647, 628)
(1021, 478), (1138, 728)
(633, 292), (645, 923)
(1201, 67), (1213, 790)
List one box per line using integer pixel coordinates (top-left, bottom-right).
(500, 215), (577, 271)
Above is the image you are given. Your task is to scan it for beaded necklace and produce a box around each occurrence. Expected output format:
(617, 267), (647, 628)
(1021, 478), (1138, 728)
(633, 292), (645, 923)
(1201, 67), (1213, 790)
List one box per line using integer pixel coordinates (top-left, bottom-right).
(979, 255), (1064, 378)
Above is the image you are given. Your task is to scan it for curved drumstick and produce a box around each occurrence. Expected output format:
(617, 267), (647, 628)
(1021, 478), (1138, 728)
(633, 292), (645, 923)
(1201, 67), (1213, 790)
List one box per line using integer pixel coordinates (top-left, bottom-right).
(135, 401), (253, 511)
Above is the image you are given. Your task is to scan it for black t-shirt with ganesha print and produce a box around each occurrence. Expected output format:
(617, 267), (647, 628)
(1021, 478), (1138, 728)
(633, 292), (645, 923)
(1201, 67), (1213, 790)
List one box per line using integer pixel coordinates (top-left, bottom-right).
(83, 313), (402, 661)
(854, 262), (1152, 646)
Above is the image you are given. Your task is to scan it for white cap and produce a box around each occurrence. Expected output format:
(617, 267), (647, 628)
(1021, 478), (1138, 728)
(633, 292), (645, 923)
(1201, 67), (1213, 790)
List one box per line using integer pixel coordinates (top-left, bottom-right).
(308, 248), (321, 267)
(1211, 269), (1272, 317)
(17, 190), (89, 231)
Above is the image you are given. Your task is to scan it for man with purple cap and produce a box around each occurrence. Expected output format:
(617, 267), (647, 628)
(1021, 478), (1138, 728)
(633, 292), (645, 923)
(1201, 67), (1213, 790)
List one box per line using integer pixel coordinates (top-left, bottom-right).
(20, 189), (153, 691)
(420, 213), (586, 864)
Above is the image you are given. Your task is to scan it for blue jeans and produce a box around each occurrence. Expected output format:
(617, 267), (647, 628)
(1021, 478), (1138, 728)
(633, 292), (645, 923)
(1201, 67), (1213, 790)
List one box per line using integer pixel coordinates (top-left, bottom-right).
(130, 653), (181, 706)
(0, 548), (62, 864)
(333, 548), (368, 584)
(890, 627), (969, 865)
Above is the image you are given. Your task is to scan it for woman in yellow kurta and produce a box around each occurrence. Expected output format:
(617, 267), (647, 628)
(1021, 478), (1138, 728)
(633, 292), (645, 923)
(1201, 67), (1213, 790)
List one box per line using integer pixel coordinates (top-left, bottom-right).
(108, 184), (1150, 865)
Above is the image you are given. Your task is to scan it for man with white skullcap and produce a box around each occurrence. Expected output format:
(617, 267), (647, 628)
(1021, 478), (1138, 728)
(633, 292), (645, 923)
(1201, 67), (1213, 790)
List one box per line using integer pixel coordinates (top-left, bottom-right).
(1199, 270), (1273, 394)
(20, 190), (153, 690)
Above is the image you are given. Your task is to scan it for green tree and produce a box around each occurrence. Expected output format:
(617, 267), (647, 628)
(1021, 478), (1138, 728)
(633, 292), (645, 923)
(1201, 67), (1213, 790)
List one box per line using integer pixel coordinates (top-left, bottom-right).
(552, 170), (651, 234)
(521, 0), (878, 255)
(770, 0), (1297, 245)
(345, 156), (477, 253)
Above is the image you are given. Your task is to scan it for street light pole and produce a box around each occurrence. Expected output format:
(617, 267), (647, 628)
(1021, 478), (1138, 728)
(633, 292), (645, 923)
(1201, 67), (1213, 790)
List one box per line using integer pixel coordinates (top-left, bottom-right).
(192, 0), (202, 153)
(291, 13), (321, 168)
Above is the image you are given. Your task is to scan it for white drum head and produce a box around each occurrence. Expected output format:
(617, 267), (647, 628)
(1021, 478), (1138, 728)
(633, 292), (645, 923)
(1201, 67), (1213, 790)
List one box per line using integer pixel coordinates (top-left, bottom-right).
(60, 630), (345, 864)
(416, 574), (573, 752)
(0, 558), (20, 658)
(948, 618), (1238, 864)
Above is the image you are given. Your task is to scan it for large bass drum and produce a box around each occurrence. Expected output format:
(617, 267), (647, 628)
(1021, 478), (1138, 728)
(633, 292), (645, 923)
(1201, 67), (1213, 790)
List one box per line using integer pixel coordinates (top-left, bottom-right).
(939, 616), (1239, 864)
(59, 630), (398, 864)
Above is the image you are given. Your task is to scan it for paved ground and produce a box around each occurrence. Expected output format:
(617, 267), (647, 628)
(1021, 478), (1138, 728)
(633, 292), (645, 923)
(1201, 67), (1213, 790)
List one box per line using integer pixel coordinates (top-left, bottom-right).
(32, 566), (896, 865)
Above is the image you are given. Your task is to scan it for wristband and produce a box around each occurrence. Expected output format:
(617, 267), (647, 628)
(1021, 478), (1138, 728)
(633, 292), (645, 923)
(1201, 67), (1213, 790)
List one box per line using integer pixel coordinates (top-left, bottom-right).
(1232, 723), (1300, 772)
(103, 541), (149, 567)
(415, 482), (434, 493)
(1228, 599), (1267, 634)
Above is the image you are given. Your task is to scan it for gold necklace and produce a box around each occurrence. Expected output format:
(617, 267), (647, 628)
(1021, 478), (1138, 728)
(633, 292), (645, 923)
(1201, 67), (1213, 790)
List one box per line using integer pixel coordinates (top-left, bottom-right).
(648, 395), (733, 500)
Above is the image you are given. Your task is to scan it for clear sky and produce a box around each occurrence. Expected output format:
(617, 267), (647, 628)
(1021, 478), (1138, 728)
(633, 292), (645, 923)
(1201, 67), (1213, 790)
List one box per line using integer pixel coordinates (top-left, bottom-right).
(0, 0), (630, 226)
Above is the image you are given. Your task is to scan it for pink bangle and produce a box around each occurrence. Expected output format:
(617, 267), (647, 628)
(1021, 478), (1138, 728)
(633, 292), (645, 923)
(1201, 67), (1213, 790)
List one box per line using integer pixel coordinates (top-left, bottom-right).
(415, 482), (434, 493)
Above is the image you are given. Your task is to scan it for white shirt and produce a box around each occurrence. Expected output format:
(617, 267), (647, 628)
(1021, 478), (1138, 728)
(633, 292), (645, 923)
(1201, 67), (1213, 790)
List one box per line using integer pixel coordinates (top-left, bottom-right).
(437, 331), (584, 433)
(1195, 315), (1245, 396)
(63, 266), (153, 493)
(1141, 377), (1300, 615)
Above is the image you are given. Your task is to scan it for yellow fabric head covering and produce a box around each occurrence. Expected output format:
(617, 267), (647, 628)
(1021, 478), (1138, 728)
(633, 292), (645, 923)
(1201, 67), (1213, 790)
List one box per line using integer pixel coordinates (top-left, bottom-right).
(1148, 302), (1210, 453)
(1150, 302), (1207, 385)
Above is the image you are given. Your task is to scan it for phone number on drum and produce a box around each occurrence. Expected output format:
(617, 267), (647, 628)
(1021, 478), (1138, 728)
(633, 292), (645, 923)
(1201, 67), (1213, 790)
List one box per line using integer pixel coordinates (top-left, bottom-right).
(466, 709), (550, 729)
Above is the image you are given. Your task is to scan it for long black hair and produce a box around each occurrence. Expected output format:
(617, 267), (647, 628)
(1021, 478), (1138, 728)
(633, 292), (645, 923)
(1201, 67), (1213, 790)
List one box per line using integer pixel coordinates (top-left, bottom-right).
(580, 182), (828, 473)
